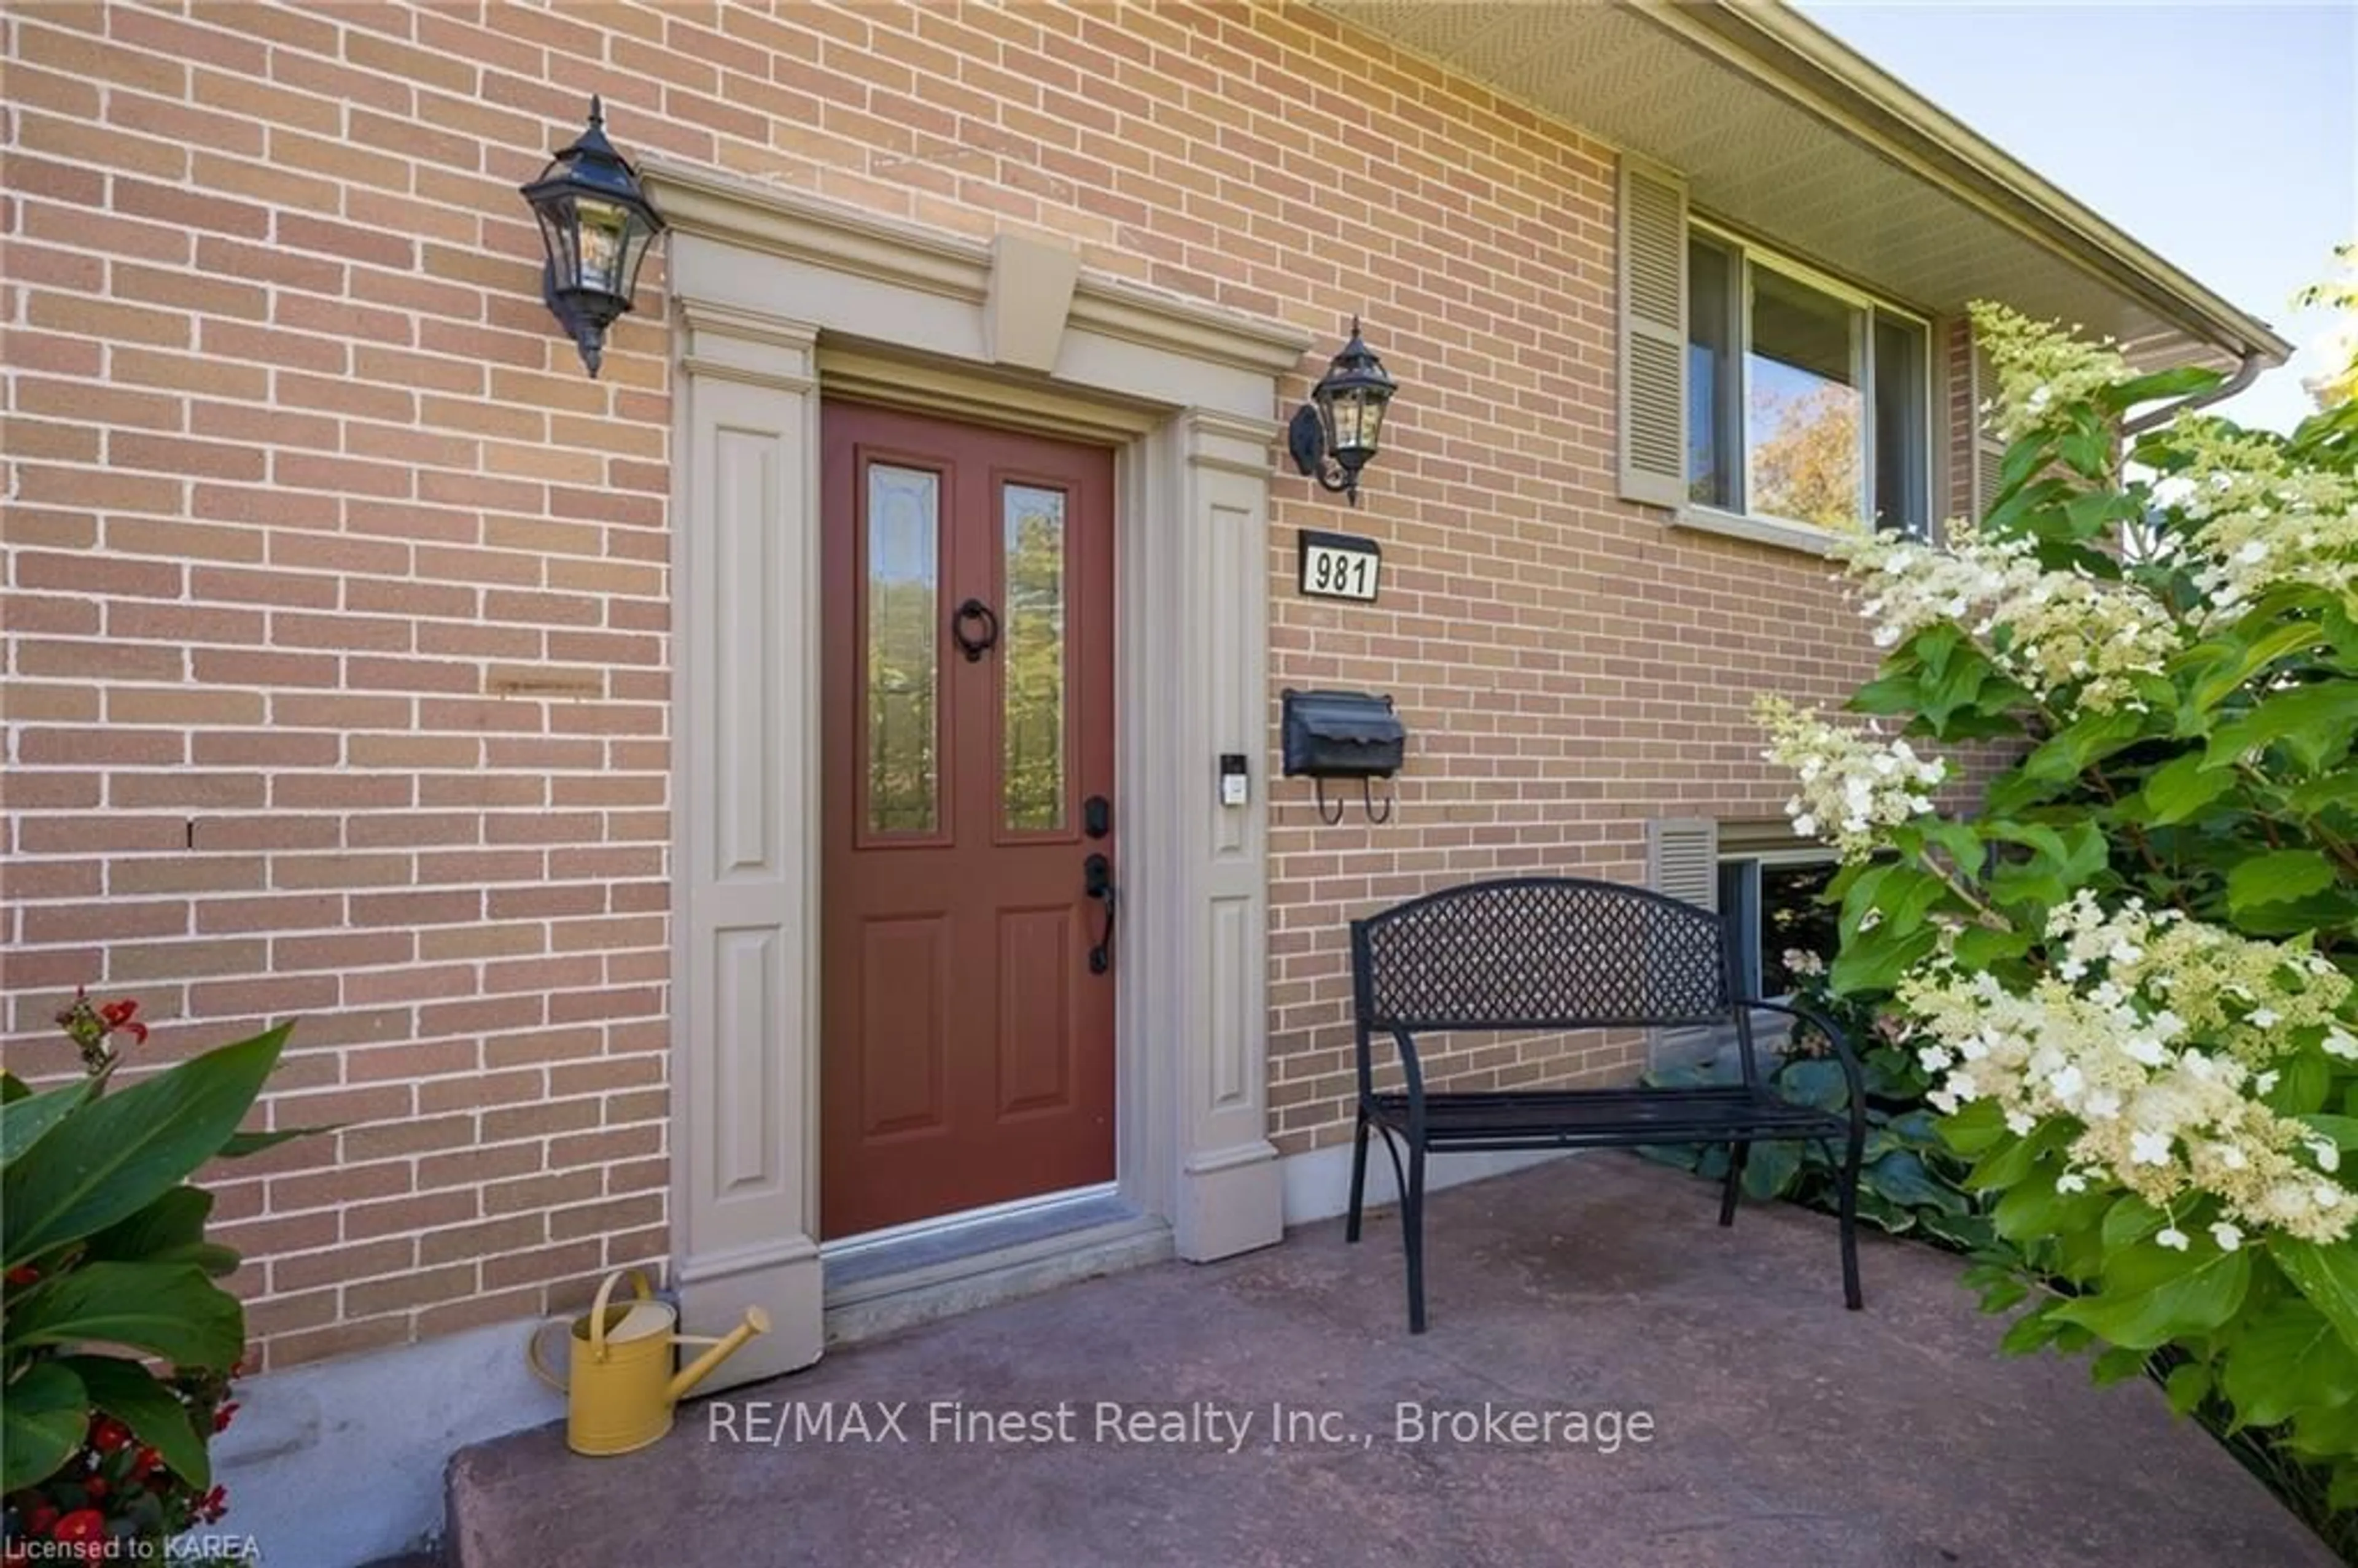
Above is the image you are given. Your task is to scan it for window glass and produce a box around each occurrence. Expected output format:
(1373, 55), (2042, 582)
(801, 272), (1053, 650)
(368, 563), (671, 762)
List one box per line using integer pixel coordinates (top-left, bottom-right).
(1746, 266), (1864, 529)
(865, 464), (940, 834)
(1686, 238), (1738, 509)
(1001, 483), (1067, 833)
(1874, 313), (1929, 537)
(1757, 860), (1838, 996)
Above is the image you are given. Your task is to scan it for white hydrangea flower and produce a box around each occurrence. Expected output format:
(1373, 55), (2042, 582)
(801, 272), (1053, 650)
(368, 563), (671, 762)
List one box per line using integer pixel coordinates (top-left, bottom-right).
(1891, 896), (2358, 1246)
(1754, 698), (1946, 863)
(2210, 1221), (2243, 1252)
(2156, 1225), (2190, 1252)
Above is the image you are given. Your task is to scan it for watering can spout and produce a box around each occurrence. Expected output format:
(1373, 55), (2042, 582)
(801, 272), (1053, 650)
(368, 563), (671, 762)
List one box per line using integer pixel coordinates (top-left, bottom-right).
(667, 1305), (769, 1402)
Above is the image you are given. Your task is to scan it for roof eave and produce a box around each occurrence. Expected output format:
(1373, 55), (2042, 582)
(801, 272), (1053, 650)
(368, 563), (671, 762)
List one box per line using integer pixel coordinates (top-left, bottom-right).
(1668, 1), (2291, 366)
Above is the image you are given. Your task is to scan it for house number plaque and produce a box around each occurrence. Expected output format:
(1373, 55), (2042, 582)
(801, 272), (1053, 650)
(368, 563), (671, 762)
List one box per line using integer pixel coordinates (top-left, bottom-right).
(1297, 529), (1381, 604)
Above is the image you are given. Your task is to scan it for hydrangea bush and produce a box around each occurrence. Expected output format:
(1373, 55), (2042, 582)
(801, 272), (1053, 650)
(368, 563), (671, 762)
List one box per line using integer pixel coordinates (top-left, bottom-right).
(1762, 300), (2358, 1514)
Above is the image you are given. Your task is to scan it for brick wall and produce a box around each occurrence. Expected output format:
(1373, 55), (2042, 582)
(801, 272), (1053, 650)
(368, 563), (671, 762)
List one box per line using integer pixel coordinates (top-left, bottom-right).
(2, 0), (1902, 1369)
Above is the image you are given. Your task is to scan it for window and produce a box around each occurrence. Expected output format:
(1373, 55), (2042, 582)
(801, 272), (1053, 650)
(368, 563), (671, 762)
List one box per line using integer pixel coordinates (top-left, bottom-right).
(1717, 851), (1837, 1000)
(1687, 232), (1931, 538)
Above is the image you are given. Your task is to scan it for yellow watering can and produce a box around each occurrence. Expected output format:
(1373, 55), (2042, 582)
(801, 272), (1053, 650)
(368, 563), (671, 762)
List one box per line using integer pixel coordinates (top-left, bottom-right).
(526, 1269), (768, 1456)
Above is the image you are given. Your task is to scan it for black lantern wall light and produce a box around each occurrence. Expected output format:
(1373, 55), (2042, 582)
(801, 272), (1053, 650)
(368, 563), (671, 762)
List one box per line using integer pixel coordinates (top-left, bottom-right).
(521, 98), (666, 378)
(1288, 317), (1396, 506)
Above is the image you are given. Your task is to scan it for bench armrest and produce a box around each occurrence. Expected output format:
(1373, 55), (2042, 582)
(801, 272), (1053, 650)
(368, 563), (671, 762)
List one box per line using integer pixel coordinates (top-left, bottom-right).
(1355, 1023), (1428, 1120)
(1738, 998), (1868, 1145)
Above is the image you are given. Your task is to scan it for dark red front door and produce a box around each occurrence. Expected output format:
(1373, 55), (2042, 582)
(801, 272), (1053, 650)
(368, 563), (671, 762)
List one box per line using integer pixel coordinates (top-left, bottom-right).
(819, 402), (1117, 1240)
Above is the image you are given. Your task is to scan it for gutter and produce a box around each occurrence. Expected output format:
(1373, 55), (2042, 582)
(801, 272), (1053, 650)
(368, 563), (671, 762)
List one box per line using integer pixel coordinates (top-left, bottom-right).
(1657, 2), (2294, 369)
(2121, 347), (2268, 436)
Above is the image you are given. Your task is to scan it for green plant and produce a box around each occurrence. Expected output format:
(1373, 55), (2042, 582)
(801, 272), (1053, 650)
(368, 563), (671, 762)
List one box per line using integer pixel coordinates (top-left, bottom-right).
(2, 991), (317, 1561)
(1643, 958), (1991, 1247)
(1755, 298), (2358, 1519)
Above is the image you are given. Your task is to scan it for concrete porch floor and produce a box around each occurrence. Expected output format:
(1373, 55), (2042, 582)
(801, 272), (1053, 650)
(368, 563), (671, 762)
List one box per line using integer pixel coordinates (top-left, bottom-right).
(448, 1154), (2330, 1567)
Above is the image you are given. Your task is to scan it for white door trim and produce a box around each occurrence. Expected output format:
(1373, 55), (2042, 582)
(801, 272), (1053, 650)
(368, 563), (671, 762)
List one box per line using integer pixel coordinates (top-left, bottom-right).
(653, 164), (1307, 1385)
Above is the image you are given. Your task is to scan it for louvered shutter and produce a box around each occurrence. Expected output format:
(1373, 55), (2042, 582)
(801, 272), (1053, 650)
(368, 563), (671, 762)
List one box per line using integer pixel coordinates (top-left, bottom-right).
(1646, 817), (1718, 910)
(1646, 817), (1721, 1069)
(1968, 339), (2008, 521)
(1617, 156), (1689, 508)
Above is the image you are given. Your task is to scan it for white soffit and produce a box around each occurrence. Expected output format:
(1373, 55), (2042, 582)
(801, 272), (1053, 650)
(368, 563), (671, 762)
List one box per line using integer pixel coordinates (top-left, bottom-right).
(1314, 0), (2289, 370)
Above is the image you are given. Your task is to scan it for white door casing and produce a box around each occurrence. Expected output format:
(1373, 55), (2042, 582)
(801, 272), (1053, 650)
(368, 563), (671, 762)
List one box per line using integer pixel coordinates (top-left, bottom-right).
(651, 162), (1307, 1384)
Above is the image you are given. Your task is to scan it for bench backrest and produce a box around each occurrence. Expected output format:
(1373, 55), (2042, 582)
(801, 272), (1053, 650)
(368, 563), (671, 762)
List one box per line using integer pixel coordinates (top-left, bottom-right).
(1350, 875), (1734, 1032)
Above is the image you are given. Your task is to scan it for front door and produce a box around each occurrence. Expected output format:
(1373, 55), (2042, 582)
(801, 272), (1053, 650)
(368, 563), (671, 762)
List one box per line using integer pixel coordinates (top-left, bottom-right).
(819, 402), (1118, 1240)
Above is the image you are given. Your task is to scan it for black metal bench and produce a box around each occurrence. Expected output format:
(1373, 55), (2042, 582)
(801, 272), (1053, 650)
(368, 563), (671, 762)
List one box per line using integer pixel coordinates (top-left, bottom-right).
(1346, 875), (1866, 1332)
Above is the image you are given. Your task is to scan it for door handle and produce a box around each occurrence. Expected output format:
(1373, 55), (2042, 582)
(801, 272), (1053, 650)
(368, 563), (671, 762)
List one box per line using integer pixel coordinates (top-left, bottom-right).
(1083, 852), (1117, 975)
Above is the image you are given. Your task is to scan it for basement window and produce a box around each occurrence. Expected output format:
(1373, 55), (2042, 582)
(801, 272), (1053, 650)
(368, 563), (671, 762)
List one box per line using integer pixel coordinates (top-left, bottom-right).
(1718, 846), (1839, 1001)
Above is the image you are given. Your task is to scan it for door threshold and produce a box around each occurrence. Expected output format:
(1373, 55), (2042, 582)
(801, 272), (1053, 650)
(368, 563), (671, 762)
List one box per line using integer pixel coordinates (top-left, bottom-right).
(822, 1189), (1171, 1348)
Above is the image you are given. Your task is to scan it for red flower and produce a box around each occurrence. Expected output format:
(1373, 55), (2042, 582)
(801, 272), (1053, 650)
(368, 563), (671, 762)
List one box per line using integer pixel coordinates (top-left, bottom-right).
(212, 1401), (239, 1432)
(23, 1503), (58, 1535)
(90, 1416), (130, 1454)
(198, 1485), (228, 1524)
(80, 1478), (106, 1501)
(50, 1509), (104, 1545)
(4, 1265), (39, 1287)
(131, 1446), (161, 1478)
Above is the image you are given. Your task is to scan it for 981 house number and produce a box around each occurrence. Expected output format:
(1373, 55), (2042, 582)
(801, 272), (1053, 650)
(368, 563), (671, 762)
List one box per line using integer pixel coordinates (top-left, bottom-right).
(1298, 529), (1381, 603)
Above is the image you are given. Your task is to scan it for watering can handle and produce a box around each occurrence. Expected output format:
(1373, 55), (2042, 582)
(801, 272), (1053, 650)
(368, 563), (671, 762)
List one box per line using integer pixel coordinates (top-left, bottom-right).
(525, 1319), (570, 1393)
(586, 1267), (656, 1363)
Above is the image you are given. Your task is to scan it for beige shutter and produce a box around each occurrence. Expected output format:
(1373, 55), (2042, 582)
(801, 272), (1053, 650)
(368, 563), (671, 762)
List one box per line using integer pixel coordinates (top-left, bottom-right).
(1617, 155), (1689, 508)
(1646, 816), (1718, 910)
(1646, 817), (1721, 1068)
(1968, 339), (2007, 520)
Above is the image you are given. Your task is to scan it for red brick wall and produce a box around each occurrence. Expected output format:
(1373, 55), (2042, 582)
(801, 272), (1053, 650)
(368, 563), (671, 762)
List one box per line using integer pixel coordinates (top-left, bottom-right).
(1, 0), (1905, 1368)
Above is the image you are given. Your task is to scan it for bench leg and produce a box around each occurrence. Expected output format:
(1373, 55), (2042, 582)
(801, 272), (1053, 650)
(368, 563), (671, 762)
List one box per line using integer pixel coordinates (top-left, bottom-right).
(1837, 1127), (1864, 1310)
(1718, 1140), (1748, 1227)
(1403, 1140), (1428, 1334)
(1346, 1108), (1371, 1244)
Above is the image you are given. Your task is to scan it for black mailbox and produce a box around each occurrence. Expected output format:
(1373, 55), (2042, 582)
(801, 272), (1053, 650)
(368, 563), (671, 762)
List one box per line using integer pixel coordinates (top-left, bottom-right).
(1281, 688), (1404, 823)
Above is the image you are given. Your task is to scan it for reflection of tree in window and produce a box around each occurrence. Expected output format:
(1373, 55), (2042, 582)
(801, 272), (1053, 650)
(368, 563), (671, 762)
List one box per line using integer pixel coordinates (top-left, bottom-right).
(1759, 861), (1838, 996)
(866, 467), (938, 834)
(1747, 266), (1862, 529)
(1002, 486), (1065, 833)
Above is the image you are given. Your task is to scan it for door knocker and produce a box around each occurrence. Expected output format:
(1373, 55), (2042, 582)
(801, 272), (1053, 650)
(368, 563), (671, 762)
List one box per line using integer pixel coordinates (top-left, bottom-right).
(952, 597), (999, 662)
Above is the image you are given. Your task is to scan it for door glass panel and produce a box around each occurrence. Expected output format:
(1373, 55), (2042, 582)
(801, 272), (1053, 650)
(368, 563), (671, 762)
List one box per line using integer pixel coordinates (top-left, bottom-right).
(1002, 483), (1067, 833)
(866, 464), (940, 835)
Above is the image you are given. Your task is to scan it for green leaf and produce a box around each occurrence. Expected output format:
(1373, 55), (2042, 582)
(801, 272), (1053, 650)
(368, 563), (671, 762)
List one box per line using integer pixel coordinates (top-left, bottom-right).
(2053, 1241), (2252, 1349)
(2164, 1359), (2212, 1416)
(2217, 1300), (2358, 1428)
(1829, 925), (1938, 998)
(1778, 1058), (1851, 1112)
(2276, 1241), (2358, 1356)
(1740, 1139), (1804, 1201)
(1937, 1100), (2007, 1156)
(2206, 682), (2358, 774)
(64, 1356), (211, 1489)
(6, 1261), (244, 1367)
(219, 1124), (333, 1159)
(82, 1187), (238, 1275)
(2140, 751), (2236, 826)
(2182, 618), (2329, 713)
(2091, 1345), (2150, 1387)
(1964, 1120), (2068, 1192)
(1999, 1303), (2066, 1355)
(1864, 1150), (1968, 1214)
(2, 1023), (290, 1267)
(1, 1361), (88, 1492)
(0, 1074), (94, 1165)
(1, 1070), (29, 1104)
(2226, 849), (2338, 915)
(2102, 1194), (2165, 1249)
(2103, 363), (2226, 412)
